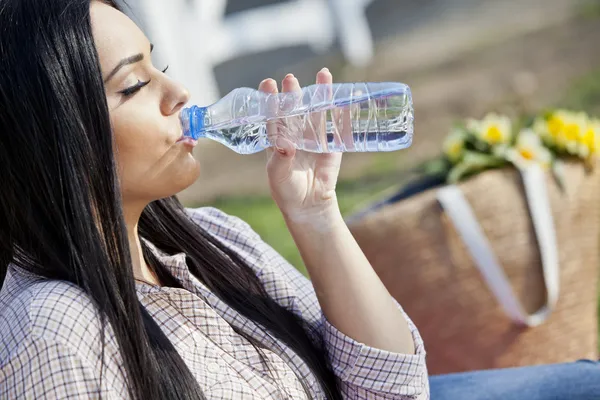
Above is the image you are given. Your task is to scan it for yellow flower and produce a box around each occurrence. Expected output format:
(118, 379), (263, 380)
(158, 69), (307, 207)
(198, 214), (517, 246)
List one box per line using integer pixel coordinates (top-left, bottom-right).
(534, 110), (588, 155)
(443, 129), (466, 162)
(502, 129), (552, 170)
(547, 113), (564, 137)
(579, 118), (600, 161)
(467, 113), (512, 146)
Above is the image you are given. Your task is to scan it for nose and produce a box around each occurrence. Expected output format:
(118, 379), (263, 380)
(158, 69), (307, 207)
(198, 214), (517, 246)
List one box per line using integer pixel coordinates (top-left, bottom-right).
(161, 77), (191, 116)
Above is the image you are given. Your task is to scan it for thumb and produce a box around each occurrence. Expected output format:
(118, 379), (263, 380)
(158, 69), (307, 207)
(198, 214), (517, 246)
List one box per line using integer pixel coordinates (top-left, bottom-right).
(267, 136), (296, 182)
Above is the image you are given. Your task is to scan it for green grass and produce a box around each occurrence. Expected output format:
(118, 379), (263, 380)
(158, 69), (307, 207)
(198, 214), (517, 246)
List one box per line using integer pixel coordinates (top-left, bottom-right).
(210, 195), (304, 272)
(207, 168), (409, 276)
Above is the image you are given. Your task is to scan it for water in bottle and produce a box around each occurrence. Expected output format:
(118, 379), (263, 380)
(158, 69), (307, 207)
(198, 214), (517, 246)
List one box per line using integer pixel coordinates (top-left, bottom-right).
(179, 82), (413, 154)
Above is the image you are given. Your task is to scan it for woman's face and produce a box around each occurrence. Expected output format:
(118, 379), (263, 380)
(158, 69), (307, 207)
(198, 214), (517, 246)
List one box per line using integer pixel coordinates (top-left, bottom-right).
(90, 1), (199, 205)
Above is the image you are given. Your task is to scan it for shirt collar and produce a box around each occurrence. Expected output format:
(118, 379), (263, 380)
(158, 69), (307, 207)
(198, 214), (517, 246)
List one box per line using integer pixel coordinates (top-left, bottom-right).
(137, 237), (193, 293)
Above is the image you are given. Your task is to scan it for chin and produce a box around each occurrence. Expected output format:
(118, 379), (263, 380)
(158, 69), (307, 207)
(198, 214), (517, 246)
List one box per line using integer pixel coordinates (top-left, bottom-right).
(172, 158), (201, 193)
(128, 157), (201, 202)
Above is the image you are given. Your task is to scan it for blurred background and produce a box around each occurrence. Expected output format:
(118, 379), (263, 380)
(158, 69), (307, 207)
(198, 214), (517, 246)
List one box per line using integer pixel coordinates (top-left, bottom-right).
(122, 0), (600, 274)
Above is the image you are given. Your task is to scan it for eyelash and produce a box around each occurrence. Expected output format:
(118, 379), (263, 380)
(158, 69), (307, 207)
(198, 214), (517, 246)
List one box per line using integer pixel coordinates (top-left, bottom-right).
(118, 65), (170, 97)
(119, 79), (150, 97)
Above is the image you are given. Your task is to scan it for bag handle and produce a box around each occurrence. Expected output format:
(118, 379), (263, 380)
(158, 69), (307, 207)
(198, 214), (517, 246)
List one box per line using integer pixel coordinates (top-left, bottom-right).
(436, 165), (559, 327)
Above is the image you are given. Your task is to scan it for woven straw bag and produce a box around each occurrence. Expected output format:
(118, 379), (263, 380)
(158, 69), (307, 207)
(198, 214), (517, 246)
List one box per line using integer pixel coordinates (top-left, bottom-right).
(348, 162), (600, 375)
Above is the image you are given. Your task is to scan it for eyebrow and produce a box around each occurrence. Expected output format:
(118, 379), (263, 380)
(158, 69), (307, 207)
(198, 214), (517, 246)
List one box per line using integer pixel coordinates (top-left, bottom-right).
(103, 43), (154, 83)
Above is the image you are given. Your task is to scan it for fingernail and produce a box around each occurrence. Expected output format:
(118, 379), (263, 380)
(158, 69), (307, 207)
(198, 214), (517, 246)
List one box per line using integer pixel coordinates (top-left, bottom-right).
(285, 73), (295, 79)
(321, 67), (330, 73)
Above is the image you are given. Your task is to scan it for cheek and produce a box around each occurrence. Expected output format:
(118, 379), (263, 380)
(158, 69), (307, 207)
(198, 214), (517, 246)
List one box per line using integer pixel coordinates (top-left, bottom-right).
(113, 119), (163, 179)
(111, 114), (201, 200)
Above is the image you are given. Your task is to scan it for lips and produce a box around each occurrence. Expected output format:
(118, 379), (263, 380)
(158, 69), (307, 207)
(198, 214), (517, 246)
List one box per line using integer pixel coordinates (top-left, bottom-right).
(177, 137), (198, 147)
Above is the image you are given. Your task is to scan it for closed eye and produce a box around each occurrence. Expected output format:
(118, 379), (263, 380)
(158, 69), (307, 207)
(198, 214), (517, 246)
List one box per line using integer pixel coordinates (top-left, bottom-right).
(118, 79), (151, 97)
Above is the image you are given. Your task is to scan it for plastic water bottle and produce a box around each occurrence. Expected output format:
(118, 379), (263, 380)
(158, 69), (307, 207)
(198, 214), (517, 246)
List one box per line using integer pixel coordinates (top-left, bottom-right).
(179, 82), (413, 154)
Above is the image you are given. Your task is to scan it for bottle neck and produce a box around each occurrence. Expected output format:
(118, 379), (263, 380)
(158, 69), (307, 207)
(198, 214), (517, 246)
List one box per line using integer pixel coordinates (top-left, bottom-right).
(181, 105), (208, 140)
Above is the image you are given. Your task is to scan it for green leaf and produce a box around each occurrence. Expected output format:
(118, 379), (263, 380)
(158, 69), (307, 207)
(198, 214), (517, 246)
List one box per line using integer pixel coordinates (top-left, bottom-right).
(447, 151), (508, 183)
(541, 109), (555, 120)
(515, 113), (535, 131)
(447, 162), (476, 183)
(413, 157), (450, 176)
(422, 157), (451, 176)
(462, 150), (506, 166)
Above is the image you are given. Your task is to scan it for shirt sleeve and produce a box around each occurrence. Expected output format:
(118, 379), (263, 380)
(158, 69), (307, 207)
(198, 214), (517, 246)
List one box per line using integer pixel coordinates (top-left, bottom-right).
(0, 336), (110, 400)
(188, 207), (429, 399)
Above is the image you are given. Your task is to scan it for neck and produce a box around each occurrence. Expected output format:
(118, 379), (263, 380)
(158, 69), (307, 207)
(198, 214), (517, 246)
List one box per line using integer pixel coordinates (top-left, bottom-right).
(124, 202), (161, 286)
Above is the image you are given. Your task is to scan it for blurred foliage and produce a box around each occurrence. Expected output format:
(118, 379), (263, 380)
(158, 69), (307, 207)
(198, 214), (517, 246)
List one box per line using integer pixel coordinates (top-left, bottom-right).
(579, 0), (600, 18)
(561, 68), (600, 116)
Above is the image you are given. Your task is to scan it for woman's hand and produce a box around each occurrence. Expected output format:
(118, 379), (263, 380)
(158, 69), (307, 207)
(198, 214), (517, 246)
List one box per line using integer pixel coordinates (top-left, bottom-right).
(259, 68), (343, 223)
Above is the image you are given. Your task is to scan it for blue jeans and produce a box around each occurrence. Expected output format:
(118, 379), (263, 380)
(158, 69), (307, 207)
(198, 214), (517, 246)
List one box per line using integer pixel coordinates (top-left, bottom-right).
(430, 360), (600, 399)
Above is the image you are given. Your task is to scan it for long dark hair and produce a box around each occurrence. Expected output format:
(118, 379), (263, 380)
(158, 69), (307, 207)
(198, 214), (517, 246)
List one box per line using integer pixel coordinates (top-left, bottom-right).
(0, 0), (341, 398)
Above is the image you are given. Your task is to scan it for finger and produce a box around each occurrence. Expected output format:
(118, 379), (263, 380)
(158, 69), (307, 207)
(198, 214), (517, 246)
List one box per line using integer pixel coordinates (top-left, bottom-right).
(282, 72), (301, 92)
(279, 73), (302, 154)
(258, 77), (278, 93)
(316, 67), (332, 86)
(319, 68), (353, 151)
(265, 74), (297, 182)
(314, 68), (333, 152)
(258, 78), (278, 159)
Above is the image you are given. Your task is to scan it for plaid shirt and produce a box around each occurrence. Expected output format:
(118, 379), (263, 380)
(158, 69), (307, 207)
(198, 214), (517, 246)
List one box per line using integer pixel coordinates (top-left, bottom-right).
(0, 207), (428, 399)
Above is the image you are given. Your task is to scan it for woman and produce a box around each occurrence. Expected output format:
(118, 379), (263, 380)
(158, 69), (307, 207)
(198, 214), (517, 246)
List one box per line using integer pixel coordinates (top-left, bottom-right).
(0, 0), (425, 399)
(0, 1), (598, 400)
